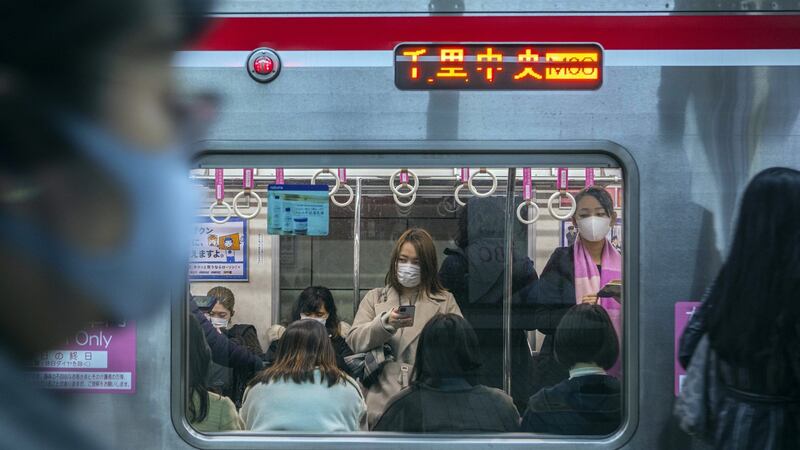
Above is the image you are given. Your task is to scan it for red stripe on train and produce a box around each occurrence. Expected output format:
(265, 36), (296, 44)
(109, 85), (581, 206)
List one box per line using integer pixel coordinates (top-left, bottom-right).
(190, 15), (800, 51)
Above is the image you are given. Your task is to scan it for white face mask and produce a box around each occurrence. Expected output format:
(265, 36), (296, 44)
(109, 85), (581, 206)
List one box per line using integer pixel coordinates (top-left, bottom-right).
(210, 317), (229, 329)
(397, 262), (421, 288)
(577, 216), (612, 242)
(300, 314), (328, 325)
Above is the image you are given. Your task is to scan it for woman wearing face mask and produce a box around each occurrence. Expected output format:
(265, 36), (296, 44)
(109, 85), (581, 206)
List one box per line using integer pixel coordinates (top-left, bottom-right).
(347, 228), (462, 428)
(529, 186), (622, 394)
(203, 286), (263, 408)
(265, 286), (355, 376)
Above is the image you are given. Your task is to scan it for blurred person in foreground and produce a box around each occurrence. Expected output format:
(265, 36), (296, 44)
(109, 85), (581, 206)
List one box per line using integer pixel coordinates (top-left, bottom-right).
(679, 167), (800, 449)
(0, 1), (211, 448)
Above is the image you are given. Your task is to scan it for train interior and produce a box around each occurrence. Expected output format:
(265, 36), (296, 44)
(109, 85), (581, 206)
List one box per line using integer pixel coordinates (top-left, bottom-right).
(186, 163), (626, 436)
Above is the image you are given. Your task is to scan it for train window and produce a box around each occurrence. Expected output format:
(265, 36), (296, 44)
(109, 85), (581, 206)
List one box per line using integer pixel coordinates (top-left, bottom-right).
(179, 152), (632, 447)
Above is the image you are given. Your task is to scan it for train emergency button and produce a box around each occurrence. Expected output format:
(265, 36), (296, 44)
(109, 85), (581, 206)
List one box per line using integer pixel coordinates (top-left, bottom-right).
(246, 48), (281, 83)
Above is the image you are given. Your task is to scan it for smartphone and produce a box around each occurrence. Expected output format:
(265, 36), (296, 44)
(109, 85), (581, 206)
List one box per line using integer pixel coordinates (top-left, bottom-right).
(192, 295), (217, 311)
(597, 282), (622, 299)
(396, 305), (416, 326)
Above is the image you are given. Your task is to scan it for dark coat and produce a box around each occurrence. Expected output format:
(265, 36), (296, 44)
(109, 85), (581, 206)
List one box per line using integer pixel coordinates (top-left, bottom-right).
(521, 374), (621, 435)
(207, 324), (263, 408)
(438, 246), (538, 411)
(679, 293), (800, 449)
(190, 301), (264, 372)
(527, 246), (577, 393)
(373, 379), (520, 433)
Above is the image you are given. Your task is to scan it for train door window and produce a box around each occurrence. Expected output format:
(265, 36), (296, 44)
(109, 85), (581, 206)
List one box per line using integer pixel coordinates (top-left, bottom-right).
(179, 151), (633, 448)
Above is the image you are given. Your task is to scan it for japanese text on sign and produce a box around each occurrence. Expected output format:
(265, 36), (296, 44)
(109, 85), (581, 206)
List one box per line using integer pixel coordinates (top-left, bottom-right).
(29, 321), (136, 394)
(190, 217), (248, 281)
(395, 43), (602, 90)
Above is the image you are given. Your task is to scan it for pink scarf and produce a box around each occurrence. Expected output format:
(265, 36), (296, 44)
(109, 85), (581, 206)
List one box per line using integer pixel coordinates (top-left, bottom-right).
(573, 238), (622, 377)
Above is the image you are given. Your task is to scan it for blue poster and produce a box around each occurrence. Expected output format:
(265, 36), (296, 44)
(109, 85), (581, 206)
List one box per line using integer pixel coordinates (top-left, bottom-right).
(267, 184), (329, 236)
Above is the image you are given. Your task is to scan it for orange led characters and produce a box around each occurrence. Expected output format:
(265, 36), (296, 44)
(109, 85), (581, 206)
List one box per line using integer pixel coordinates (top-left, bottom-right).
(545, 52), (599, 80)
(402, 48), (427, 79)
(476, 47), (503, 82)
(513, 49), (543, 81)
(435, 48), (467, 79)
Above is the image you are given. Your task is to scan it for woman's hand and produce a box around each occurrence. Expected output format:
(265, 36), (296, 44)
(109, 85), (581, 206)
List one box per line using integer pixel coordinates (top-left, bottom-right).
(386, 308), (414, 329)
(581, 295), (598, 305)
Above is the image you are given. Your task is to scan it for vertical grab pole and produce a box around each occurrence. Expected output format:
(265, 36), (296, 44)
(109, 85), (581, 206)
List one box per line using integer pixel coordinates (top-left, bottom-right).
(352, 177), (362, 317)
(502, 168), (517, 396)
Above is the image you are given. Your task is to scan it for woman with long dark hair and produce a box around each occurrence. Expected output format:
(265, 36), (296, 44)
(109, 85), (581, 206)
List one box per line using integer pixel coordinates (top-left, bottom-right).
(187, 316), (244, 432)
(265, 286), (354, 375)
(241, 320), (365, 432)
(374, 314), (520, 432)
(347, 228), (463, 427)
(679, 167), (800, 449)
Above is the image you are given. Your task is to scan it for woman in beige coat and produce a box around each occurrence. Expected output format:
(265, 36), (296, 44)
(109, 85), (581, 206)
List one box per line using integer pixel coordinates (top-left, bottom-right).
(347, 228), (462, 427)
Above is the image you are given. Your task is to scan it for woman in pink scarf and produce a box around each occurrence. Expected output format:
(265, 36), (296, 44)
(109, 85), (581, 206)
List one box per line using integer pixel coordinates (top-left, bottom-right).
(529, 186), (622, 394)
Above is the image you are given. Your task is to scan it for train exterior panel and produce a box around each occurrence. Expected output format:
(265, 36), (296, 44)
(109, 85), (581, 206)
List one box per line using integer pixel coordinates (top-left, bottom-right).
(67, 1), (800, 448)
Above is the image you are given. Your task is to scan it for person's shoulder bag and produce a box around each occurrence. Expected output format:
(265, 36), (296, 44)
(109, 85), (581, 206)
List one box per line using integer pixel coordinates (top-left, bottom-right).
(674, 333), (723, 443)
(343, 287), (395, 387)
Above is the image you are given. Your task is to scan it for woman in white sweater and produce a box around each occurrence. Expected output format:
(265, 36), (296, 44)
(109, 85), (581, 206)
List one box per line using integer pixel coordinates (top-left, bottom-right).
(240, 319), (365, 432)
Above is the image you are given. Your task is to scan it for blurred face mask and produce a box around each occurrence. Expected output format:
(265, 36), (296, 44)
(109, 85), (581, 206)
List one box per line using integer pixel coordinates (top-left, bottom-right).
(1, 115), (197, 320)
(210, 317), (229, 329)
(397, 262), (421, 288)
(577, 216), (612, 242)
(300, 314), (328, 325)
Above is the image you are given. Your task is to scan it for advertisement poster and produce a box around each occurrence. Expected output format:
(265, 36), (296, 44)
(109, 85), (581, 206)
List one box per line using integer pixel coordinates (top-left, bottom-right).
(267, 184), (329, 236)
(675, 301), (702, 395)
(190, 217), (248, 281)
(561, 221), (579, 247)
(30, 321), (136, 394)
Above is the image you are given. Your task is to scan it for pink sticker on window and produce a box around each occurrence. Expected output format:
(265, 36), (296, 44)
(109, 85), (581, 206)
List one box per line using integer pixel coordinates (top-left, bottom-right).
(675, 301), (702, 395)
(30, 321), (137, 394)
(214, 168), (224, 201)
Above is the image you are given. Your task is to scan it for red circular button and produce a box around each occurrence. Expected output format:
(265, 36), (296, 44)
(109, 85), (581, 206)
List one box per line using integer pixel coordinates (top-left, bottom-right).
(253, 56), (274, 74)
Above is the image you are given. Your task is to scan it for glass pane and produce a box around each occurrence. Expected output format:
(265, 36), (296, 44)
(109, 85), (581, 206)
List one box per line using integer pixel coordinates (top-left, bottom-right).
(185, 165), (624, 438)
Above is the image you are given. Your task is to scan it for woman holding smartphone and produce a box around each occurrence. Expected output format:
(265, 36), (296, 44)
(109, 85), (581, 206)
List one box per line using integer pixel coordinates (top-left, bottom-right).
(347, 228), (462, 427)
(529, 186), (623, 394)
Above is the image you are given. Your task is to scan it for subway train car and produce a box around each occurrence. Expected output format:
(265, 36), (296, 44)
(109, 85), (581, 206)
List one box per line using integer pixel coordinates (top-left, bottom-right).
(55, 1), (800, 449)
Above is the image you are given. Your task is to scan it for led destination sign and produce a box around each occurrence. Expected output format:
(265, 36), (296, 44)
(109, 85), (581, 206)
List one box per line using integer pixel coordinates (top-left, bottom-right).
(395, 43), (603, 90)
